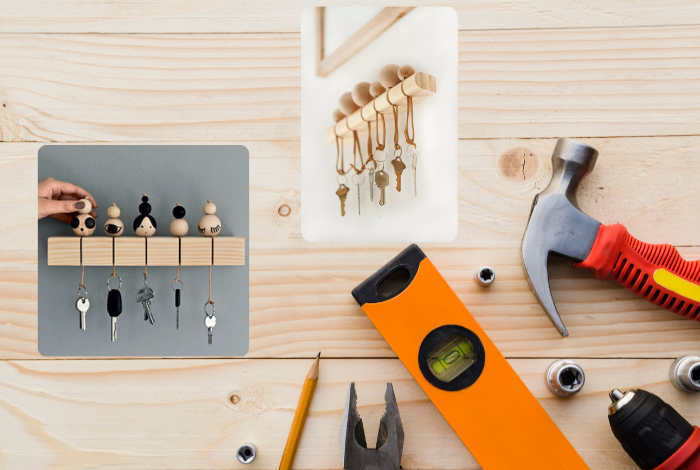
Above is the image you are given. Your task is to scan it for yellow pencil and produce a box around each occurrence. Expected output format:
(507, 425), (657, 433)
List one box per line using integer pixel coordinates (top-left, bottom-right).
(279, 352), (320, 470)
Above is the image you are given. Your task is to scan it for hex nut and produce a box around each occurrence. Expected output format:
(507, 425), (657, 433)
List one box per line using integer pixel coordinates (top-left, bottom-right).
(546, 360), (585, 397)
(475, 266), (495, 286)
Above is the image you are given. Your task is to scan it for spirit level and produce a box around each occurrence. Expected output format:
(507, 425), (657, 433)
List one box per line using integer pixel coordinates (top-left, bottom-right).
(352, 245), (589, 469)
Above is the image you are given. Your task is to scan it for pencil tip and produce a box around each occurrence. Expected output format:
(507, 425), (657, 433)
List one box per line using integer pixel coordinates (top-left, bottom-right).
(316, 351), (321, 359)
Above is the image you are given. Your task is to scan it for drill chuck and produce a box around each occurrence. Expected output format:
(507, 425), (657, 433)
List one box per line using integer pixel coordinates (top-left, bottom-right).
(608, 389), (700, 470)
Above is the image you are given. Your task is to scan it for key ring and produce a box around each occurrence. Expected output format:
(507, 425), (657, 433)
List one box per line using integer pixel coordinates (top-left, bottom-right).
(204, 301), (215, 317)
(172, 280), (184, 291)
(107, 275), (122, 291)
(375, 149), (387, 163)
(406, 144), (419, 157)
(351, 173), (365, 186)
(78, 285), (88, 300)
(394, 148), (403, 158)
(337, 174), (348, 186)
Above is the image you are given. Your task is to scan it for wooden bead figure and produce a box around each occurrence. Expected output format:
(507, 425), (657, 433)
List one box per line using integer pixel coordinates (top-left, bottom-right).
(198, 200), (221, 237)
(104, 203), (124, 237)
(169, 204), (188, 237)
(133, 194), (157, 237)
(70, 197), (96, 236)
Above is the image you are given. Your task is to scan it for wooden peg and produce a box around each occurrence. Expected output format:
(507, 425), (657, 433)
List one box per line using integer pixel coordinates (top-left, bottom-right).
(198, 200), (221, 238)
(133, 194), (157, 237)
(339, 92), (360, 116)
(170, 204), (189, 237)
(104, 203), (124, 237)
(378, 64), (400, 88)
(397, 64), (415, 81)
(351, 82), (373, 107)
(369, 81), (386, 98)
(332, 109), (346, 123)
(70, 198), (96, 237)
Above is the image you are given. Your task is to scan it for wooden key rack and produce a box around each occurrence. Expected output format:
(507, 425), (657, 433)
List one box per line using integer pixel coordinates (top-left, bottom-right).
(325, 72), (436, 143)
(47, 237), (245, 266)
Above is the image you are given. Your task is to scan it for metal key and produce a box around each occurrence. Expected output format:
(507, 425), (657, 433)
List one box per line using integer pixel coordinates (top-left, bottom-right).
(205, 314), (216, 345)
(368, 168), (375, 202)
(412, 154), (418, 197)
(137, 283), (155, 325)
(336, 184), (349, 216)
(375, 170), (389, 206)
(391, 157), (406, 192)
(76, 297), (90, 331)
(173, 280), (183, 330)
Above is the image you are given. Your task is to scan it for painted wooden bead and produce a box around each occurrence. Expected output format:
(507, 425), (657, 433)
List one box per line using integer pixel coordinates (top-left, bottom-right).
(169, 204), (189, 237)
(76, 197), (92, 214)
(71, 212), (96, 237)
(378, 64), (400, 88)
(133, 194), (157, 237)
(104, 202), (124, 237)
(197, 200), (221, 238)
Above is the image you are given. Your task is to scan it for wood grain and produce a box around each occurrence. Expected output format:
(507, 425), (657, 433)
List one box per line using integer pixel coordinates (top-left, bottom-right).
(1, 26), (699, 142)
(5, 137), (700, 359)
(2, 1), (700, 33)
(47, 236), (244, 266)
(0, 358), (696, 469)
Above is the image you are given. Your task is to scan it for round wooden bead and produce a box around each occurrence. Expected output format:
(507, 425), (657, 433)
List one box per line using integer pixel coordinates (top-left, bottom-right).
(369, 81), (386, 98)
(170, 204), (189, 237)
(378, 64), (400, 88)
(397, 64), (415, 81)
(104, 203), (124, 237)
(198, 200), (221, 238)
(351, 82), (373, 107)
(339, 92), (360, 116)
(71, 213), (96, 237)
(332, 109), (346, 123)
(76, 197), (92, 214)
(133, 194), (157, 237)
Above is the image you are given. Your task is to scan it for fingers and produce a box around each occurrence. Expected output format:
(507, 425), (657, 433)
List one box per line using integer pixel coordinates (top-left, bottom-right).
(48, 213), (75, 224)
(49, 179), (98, 209)
(39, 198), (87, 218)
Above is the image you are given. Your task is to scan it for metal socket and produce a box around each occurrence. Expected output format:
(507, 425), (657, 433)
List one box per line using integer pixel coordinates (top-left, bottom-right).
(670, 355), (700, 393)
(546, 359), (585, 397)
(475, 266), (495, 286)
(236, 443), (257, 464)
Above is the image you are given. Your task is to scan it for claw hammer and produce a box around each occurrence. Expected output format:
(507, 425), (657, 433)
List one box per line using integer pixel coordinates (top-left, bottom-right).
(522, 138), (700, 337)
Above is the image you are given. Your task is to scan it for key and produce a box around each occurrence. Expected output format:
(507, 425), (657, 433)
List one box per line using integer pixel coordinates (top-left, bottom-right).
(137, 285), (155, 324)
(76, 297), (90, 331)
(107, 289), (122, 342)
(175, 288), (181, 330)
(392, 157), (406, 192)
(356, 183), (361, 215)
(336, 184), (349, 216)
(375, 170), (389, 206)
(412, 154), (418, 197)
(369, 168), (375, 202)
(205, 314), (216, 345)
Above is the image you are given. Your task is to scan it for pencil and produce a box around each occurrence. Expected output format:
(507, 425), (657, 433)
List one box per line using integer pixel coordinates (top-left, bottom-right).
(279, 352), (320, 470)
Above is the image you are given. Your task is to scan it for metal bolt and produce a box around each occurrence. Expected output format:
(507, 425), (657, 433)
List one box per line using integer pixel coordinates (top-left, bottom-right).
(475, 266), (495, 286)
(546, 359), (585, 397)
(237, 443), (257, 464)
(670, 355), (700, 392)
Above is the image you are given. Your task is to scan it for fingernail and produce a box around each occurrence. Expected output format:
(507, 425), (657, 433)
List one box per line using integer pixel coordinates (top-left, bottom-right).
(75, 201), (85, 209)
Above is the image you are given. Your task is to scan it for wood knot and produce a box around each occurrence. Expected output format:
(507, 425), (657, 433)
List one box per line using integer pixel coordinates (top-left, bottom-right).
(498, 147), (539, 183)
(229, 394), (240, 405)
(278, 204), (291, 217)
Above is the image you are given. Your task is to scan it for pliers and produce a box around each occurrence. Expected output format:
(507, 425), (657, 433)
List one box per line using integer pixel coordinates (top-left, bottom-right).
(339, 382), (404, 470)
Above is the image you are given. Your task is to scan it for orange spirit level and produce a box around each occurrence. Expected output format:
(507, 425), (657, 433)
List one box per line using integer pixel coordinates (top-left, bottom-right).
(352, 245), (589, 470)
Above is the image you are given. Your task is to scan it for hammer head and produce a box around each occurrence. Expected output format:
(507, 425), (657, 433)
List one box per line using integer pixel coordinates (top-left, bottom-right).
(521, 138), (601, 337)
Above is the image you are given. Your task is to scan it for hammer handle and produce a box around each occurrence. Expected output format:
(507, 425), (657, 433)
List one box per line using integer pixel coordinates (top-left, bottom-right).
(574, 224), (700, 321)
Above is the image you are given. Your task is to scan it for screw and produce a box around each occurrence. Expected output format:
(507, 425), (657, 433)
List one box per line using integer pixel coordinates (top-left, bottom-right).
(475, 266), (495, 286)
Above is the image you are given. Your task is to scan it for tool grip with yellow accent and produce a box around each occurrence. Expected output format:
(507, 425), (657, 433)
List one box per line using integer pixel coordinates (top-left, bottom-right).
(574, 223), (700, 321)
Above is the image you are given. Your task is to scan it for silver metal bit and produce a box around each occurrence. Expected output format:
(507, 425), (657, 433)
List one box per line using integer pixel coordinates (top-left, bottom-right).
(76, 297), (90, 331)
(176, 307), (179, 330)
(411, 154), (418, 197)
(205, 314), (216, 345)
(339, 382), (403, 470)
(369, 168), (375, 202)
(111, 317), (117, 342)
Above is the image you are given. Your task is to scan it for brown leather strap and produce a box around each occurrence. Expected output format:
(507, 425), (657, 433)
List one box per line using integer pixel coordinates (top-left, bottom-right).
(373, 99), (386, 151)
(334, 123), (346, 175)
(350, 128), (366, 174)
(386, 89), (401, 150)
(400, 80), (415, 147)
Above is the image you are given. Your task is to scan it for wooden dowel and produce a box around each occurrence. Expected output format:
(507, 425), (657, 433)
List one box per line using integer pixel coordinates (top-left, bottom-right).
(325, 72), (436, 143)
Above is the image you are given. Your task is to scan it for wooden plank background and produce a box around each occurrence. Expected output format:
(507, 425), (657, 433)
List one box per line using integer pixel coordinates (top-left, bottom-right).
(1, 1), (700, 468)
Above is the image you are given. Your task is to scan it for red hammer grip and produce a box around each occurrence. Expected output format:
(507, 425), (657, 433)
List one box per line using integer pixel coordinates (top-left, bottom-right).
(574, 224), (700, 320)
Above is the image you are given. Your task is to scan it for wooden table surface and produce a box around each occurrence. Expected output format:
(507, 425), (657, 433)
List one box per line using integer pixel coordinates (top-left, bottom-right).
(1, 1), (700, 468)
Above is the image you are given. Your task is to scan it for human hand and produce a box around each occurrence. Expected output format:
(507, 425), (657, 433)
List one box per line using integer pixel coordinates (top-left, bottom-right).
(38, 177), (98, 224)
